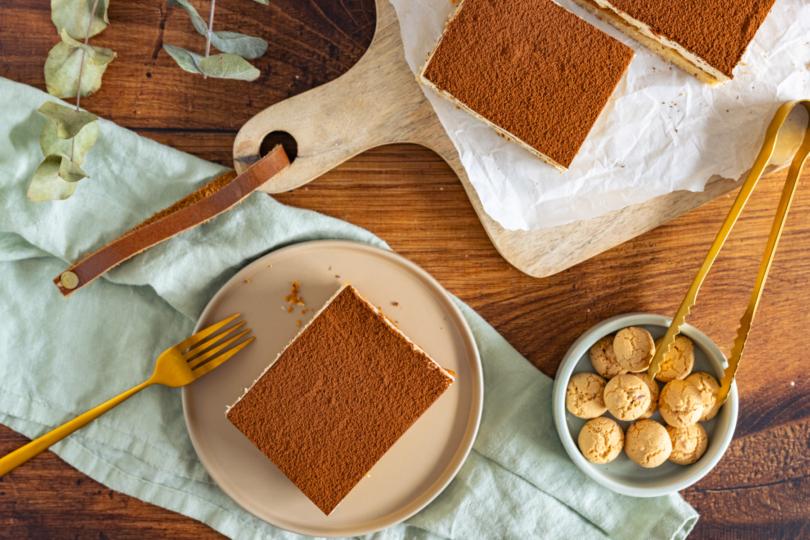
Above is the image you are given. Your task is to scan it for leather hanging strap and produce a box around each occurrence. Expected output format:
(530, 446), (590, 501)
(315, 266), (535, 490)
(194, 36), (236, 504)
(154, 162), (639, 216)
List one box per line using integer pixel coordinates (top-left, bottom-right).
(54, 145), (289, 297)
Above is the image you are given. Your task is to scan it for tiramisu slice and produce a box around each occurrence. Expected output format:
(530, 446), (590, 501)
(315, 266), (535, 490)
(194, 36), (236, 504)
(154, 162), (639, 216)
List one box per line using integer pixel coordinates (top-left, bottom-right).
(419, 0), (634, 170)
(226, 284), (454, 515)
(570, 0), (778, 85)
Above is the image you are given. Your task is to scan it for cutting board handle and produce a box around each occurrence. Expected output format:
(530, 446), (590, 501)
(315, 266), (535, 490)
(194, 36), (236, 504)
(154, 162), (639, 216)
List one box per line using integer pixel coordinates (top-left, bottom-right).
(233, 0), (458, 193)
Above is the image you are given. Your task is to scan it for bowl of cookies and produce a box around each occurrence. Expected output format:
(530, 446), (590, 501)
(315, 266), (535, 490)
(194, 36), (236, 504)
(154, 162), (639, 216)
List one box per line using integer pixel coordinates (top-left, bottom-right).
(552, 313), (739, 497)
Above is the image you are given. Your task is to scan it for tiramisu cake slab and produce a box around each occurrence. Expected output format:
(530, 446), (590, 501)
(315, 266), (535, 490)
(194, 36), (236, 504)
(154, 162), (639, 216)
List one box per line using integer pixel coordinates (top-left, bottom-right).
(419, 0), (634, 170)
(570, 0), (778, 85)
(226, 284), (454, 515)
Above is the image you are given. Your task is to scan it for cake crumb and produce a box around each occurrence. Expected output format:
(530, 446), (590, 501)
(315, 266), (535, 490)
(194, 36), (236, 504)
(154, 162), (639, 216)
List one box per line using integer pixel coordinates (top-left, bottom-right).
(287, 306), (294, 313)
(302, 308), (307, 314)
(335, 275), (340, 278)
(285, 282), (305, 306)
(392, 302), (399, 306)
(244, 279), (251, 284)
(296, 320), (301, 327)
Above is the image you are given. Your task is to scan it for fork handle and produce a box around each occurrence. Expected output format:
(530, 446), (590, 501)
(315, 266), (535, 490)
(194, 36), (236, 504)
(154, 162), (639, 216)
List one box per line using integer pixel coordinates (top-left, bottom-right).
(0, 380), (153, 477)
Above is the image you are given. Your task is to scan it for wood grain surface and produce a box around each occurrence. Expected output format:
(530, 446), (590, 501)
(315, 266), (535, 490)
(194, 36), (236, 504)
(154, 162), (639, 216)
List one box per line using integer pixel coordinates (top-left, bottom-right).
(1, 0), (808, 538)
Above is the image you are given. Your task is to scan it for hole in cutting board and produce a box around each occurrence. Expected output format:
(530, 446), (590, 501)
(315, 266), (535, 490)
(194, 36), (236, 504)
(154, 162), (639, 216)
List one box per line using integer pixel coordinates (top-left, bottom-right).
(260, 131), (298, 164)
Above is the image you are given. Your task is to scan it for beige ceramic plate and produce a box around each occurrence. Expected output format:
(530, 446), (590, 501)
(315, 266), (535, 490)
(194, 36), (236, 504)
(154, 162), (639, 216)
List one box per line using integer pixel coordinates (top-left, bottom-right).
(182, 241), (483, 537)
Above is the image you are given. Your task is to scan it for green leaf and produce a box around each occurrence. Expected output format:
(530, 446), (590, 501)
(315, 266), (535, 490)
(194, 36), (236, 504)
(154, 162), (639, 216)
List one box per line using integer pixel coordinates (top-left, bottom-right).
(166, 0), (208, 35)
(52, 0), (110, 40)
(211, 31), (267, 60)
(58, 154), (89, 183)
(252, 0), (269, 4)
(60, 28), (116, 66)
(163, 44), (204, 74)
(38, 102), (98, 139)
(44, 42), (110, 98)
(199, 53), (260, 81)
(27, 154), (83, 202)
(164, 0), (267, 59)
(39, 119), (99, 165)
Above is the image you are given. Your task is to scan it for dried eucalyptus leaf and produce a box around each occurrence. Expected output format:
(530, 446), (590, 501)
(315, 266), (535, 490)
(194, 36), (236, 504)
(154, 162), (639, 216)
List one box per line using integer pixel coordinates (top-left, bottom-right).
(38, 102), (98, 139)
(166, 0), (208, 35)
(211, 31), (267, 60)
(60, 29), (116, 66)
(38, 102), (98, 140)
(199, 53), (260, 81)
(39, 119), (99, 165)
(58, 154), (88, 183)
(44, 42), (109, 98)
(252, 0), (269, 4)
(163, 44), (204, 74)
(52, 0), (110, 40)
(88, 46), (116, 66)
(27, 154), (79, 202)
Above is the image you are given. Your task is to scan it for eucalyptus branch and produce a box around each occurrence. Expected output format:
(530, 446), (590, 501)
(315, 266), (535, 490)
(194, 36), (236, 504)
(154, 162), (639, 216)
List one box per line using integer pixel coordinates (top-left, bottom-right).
(202, 0), (216, 78)
(71, 0), (101, 161)
(75, 0), (102, 113)
(163, 0), (266, 81)
(28, 0), (113, 202)
(205, 0), (216, 57)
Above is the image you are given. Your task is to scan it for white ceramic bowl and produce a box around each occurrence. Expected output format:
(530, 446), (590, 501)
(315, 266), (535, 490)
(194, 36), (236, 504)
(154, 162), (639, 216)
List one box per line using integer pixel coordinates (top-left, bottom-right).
(552, 313), (739, 497)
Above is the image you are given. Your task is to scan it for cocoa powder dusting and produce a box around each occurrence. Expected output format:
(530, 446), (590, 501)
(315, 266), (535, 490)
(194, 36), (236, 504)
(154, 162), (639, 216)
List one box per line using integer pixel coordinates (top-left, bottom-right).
(129, 171), (238, 233)
(226, 286), (453, 515)
(422, 0), (634, 168)
(606, 0), (777, 77)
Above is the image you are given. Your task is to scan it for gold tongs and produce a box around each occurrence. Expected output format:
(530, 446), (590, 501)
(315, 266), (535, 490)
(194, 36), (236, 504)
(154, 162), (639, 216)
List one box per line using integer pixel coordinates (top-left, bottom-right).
(649, 100), (810, 405)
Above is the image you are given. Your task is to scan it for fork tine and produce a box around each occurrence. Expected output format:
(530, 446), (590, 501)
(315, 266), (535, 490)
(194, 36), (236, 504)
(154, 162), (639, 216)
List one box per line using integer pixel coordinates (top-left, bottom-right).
(192, 337), (255, 379)
(177, 313), (240, 352)
(188, 329), (251, 369)
(184, 321), (246, 358)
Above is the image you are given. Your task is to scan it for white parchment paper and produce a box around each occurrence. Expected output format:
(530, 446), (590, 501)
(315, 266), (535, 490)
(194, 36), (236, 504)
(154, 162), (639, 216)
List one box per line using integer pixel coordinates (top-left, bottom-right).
(390, 0), (810, 231)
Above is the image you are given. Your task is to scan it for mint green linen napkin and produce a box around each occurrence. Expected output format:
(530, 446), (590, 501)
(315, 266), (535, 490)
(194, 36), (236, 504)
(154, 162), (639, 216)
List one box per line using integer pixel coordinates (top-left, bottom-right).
(0, 77), (698, 540)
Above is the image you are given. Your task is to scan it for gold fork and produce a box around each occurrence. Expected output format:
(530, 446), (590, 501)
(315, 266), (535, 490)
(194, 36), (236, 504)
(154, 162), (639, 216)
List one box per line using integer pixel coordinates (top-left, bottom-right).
(0, 313), (253, 477)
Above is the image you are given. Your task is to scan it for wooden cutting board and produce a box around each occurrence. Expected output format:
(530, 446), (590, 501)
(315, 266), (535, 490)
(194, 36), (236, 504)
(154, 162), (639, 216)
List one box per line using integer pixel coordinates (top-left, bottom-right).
(232, 0), (784, 278)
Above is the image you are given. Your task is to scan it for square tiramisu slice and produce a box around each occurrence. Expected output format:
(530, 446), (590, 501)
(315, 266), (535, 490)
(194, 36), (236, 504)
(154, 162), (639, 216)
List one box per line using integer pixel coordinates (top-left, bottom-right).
(570, 0), (778, 85)
(419, 0), (634, 170)
(226, 284), (454, 515)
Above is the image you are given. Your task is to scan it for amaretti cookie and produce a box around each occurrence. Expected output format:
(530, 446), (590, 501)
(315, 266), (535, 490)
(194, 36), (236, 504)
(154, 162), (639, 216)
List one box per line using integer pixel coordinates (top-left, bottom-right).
(604, 373), (651, 421)
(578, 417), (625, 464)
(419, 0), (634, 170)
(566, 373), (608, 419)
(659, 379), (704, 428)
(614, 327), (655, 373)
(687, 372), (721, 421)
(667, 424), (708, 465)
(590, 336), (628, 379)
(569, 0), (778, 85)
(625, 420), (672, 468)
(653, 336), (695, 383)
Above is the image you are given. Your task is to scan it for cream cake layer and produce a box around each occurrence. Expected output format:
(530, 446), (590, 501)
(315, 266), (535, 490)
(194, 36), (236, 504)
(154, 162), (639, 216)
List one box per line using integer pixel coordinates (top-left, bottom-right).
(419, 0), (634, 170)
(226, 283), (454, 515)
(571, 0), (778, 85)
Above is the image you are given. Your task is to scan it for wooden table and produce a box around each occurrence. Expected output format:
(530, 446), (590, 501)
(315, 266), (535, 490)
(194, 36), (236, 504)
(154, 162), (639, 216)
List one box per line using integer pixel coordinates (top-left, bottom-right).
(1, 1), (808, 538)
